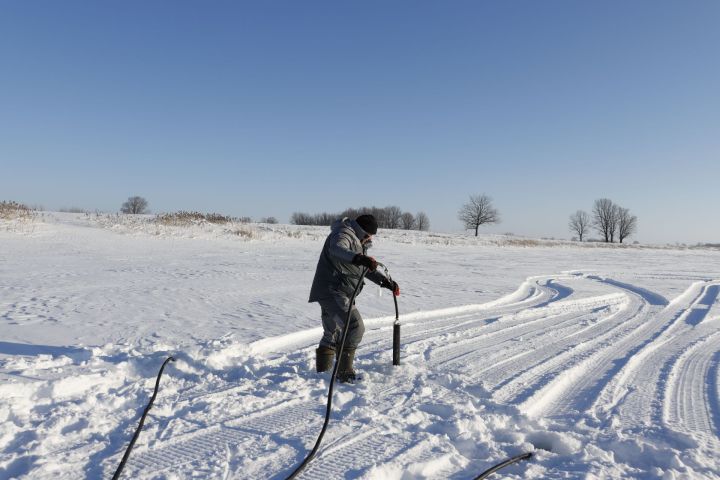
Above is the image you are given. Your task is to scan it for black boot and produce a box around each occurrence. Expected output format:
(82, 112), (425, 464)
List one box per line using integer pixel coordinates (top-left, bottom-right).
(337, 348), (357, 383)
(316, 346), (335, 373)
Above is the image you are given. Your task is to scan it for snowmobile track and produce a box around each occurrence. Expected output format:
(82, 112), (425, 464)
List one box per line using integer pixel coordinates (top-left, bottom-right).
(591, 281), (720, 430)
(664, 331), (720, 438)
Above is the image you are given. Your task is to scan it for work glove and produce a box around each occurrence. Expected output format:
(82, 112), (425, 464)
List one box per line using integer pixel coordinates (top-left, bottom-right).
(381, 278), (400, 297)
(352, 254), (377, 272)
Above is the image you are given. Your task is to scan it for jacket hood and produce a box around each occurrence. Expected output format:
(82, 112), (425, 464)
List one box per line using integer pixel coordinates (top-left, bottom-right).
(330, 217), (372, 248)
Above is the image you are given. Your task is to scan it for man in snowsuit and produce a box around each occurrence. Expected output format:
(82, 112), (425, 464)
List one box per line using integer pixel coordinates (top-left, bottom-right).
(309, 214), (400, 382)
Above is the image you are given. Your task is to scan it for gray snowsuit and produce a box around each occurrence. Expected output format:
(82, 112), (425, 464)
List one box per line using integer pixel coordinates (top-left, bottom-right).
(309, 217), (388, 349)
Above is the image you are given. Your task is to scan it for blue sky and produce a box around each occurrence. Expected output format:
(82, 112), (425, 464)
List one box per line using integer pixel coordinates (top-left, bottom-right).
(1, 1), (718, 243)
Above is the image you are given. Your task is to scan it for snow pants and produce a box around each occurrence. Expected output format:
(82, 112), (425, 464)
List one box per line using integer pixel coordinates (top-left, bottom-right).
(318, 295), (365, 350)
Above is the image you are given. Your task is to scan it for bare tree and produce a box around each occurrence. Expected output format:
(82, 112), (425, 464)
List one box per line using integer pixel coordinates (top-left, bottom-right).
(291, 212), (310, 225)
(592, 198), (617, 242)
(385, 206), (403, 229)
(568, 210), (591, 242)
(370, 207), (389, 228)
(458, 194), (500, 236)
(400, 212), (415, 230)
(121, 196), (149, 214)
(260, 217), (278, 224)
(415, 212), (430, 231)
(617, 207), (637, 243)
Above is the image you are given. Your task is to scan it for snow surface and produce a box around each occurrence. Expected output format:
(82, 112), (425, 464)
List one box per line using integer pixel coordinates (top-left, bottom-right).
(1, 212), (720, 479)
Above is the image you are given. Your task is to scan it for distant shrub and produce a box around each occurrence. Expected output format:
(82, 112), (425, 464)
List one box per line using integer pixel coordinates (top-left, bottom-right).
(155, 211), (234, 226)
(260, 217), (278, 224)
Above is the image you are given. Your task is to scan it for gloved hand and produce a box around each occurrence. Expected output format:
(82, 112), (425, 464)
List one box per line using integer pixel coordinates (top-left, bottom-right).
(381, 278), (400, 296)
(352, 254), (378, 272)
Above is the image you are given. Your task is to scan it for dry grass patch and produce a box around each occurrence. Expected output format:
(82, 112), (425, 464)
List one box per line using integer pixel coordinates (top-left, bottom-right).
(226, 226), (259, 239)
(0, 201), (37, 221)
(155, 211), (234, 226)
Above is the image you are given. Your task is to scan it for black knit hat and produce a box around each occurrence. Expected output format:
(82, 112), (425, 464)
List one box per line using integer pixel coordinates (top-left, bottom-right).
(356, 214), (378, 235)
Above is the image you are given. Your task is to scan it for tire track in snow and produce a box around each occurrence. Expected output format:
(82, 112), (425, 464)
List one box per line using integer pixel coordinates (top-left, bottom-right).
(499, 276), (675, 420)
(361, 277), (603, 371)
(125, 426), (266, 477)
(486, 297), (638, 406)
(709, 350), (720, 437)
(293, 385), (471, 480)
(496, 290), (652, 416)
(589, 281), (719, 430)
(643, 282), (720, 438)
(424, 293), (627, 374)
(664, 330), (720, 438)
(122, 396), (326, 477)
(352, 275), (561, 354)
(124, 368), (434, 478)
(295, 428), (408, 480)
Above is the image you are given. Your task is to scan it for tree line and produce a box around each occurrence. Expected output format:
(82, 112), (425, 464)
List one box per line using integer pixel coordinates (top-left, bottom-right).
(291, 206), (430, 231)
(119, 194), (638, 243)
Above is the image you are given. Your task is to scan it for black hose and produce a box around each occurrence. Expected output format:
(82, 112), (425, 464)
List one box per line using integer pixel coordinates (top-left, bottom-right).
(474, 452), (533, 479)
(285, 267), (368, 480)
(112, 356), (175, 480)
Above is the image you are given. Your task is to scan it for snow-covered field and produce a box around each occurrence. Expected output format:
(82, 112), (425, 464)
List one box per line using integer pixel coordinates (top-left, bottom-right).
(2, 212), (720, 479)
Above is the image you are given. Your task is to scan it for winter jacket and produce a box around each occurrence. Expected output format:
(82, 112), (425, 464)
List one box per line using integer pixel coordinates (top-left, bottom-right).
(309, 217), (388, 302)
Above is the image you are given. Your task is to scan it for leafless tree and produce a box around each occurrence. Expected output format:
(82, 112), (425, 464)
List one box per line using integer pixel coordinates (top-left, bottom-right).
(371, 207), (392, 228)
(568, 210), (591, 242)
(368, 207), (388, 228)
(592, 198), (617, 242)
(260, 217), (278, 224)
(617, 207), (637, 243)
(121, 196), (149, 214)
(415, 212), (430, 231)
(400, 212), (415, 230)
(290, 212), (310, 225)
(458, 194), (500, 236)
(385, 206), (403, 229)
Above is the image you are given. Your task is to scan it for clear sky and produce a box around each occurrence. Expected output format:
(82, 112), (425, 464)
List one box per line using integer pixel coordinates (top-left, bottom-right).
(1, 1), (718, 244)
